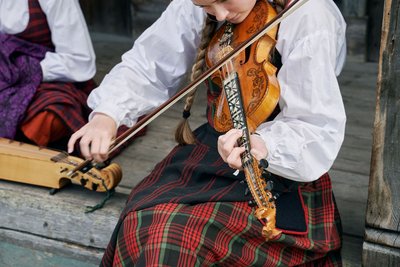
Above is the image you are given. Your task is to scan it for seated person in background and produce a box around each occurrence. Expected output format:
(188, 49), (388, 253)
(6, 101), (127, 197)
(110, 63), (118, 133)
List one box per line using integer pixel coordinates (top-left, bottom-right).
(0, 0), (96, 152)
(0, 0), (145, 154)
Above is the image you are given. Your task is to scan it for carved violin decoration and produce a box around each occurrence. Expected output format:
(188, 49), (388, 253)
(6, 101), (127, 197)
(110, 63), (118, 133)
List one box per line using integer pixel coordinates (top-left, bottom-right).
(206, 0), (282, 240)
(206, 0), (280, 133)
(0, 138), (122, 192)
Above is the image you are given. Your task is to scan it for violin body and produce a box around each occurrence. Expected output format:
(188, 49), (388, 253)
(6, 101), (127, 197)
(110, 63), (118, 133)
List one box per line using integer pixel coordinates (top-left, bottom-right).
(206, 0), (280, 133)
(0, 138), (122, 192)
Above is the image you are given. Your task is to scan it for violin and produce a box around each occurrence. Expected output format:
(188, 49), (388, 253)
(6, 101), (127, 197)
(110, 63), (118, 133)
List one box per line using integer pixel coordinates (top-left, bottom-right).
(0, 138), (122, 192)
(205, 0), (280, 133)
(205, 0), (282, 240)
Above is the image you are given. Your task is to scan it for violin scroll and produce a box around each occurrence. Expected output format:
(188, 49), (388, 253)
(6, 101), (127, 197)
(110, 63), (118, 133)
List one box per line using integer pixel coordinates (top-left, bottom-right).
(244, 156), (282, 240)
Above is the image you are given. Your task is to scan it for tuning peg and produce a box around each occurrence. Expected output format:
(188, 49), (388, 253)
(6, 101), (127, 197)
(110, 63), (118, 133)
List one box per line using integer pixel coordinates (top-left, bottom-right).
(244, 187), (250, 196)
(265, 180), (274, 191)
(262, 171), (272, 180)
(259, 158), (269, 169)
(269, 193), (280, 202)
(248, 200), (257, 207)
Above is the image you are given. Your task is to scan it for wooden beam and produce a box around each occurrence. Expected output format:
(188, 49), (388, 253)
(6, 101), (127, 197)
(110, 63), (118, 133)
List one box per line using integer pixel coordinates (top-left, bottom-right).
(363, 0), (400, 264)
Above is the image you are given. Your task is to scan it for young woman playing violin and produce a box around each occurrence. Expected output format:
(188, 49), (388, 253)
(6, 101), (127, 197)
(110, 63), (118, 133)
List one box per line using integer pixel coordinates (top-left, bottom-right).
(69, 0), (347, 265)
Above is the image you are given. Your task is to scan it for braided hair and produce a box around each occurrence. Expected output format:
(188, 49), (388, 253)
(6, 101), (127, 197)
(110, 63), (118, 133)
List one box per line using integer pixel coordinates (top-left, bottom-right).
(174, 16), (217, 145)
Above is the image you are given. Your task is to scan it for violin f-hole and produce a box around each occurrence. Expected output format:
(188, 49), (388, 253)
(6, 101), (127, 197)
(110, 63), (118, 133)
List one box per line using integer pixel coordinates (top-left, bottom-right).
(239, 46), (252, 65)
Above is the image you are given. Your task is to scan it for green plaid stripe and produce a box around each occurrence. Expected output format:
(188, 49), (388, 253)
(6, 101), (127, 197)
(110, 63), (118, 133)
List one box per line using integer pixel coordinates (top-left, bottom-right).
(101, 192), (342, 266)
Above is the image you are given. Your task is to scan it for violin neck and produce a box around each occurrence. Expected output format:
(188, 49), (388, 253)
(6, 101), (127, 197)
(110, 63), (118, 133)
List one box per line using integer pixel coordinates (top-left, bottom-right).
(222, 69), (282, 241)
(222, 73), (252, 163)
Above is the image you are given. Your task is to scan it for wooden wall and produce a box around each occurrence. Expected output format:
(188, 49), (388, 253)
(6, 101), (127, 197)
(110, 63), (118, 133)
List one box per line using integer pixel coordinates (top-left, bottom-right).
(362, 0), (400, 264)
(366, 0), (384, 62)
(79, 0), (133, 36)
(335, 0), (384, 61)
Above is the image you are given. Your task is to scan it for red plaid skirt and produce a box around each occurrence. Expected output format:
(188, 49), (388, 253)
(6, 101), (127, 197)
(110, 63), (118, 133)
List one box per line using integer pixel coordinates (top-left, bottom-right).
(100, 125), (342, 266)
(101, 195), (342, 266)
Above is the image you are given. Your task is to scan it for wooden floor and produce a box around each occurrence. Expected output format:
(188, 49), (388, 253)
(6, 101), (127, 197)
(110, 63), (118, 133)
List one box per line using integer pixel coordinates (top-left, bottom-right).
(0, 34), (378, 266)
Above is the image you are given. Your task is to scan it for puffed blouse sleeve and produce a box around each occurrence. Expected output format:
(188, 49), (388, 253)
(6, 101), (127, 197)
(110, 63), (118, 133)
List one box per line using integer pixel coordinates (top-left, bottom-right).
(39, 0), (96, 82)
(87, 0), (206, 127)
(255, 1), (347, 182)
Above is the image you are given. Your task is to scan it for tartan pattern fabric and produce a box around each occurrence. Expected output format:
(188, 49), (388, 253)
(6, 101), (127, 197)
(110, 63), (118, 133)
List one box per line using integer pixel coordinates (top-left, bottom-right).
(101, 176), (342, 266)
(121, 123), (251, 214)
(21, 80), (95, 135)
(15, 0), (54, 49)
(100, 123), (342, 266)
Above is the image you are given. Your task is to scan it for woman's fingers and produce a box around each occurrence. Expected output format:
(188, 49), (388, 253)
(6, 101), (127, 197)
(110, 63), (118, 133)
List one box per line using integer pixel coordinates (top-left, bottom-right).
(217, 129), (269, 170)
(217, 129), (242, 160)
(217, 129), (244, 169)
(67, 113), (117, 162)
(67, 129), (83, 154)
(225, 146), (245, 169)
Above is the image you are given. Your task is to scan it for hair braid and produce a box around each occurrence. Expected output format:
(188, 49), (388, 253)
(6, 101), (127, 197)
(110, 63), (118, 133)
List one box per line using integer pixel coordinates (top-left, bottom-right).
(174, 17), (217, 145)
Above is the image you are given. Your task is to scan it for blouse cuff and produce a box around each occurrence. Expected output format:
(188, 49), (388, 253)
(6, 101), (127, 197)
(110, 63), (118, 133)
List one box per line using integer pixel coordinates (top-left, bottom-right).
(89, 102), (135, 128)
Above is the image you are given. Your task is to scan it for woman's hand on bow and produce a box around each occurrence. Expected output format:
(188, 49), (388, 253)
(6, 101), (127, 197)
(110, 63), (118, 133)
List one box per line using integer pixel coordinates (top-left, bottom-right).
(68, 113), (117, 162)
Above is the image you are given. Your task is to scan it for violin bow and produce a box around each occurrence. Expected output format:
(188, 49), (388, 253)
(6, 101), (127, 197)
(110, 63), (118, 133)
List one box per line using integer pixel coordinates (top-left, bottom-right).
(68, 0), (309, 176)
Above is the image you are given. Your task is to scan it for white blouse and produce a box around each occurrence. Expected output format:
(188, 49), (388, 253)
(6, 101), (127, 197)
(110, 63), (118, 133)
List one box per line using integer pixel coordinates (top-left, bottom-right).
(87, 0), (347, 182)
(0, 0), (96, 82)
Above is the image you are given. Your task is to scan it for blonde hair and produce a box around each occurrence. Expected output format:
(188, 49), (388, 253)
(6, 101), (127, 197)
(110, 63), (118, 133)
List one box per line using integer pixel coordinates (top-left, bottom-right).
(174, 17), (217, 145)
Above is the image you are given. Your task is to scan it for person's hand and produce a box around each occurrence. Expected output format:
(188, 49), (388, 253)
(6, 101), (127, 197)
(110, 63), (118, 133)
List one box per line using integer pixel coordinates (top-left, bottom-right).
(217, 129), (268, 170)
(68, 113), (117, 162)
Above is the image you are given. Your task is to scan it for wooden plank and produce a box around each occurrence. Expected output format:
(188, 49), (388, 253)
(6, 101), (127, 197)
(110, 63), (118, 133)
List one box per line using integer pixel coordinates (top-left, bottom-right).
(330, 169), (368, 237)
(363, 0), (400, 264)
(333, 147), (372, 175)
(342, 235), (363, 267)
(0, 180), (125, 249)
(0, 229), (101, 266)
(365, 0), (400, 233)
(365, 228), (400, 248)
(363, 242), (400, 266)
